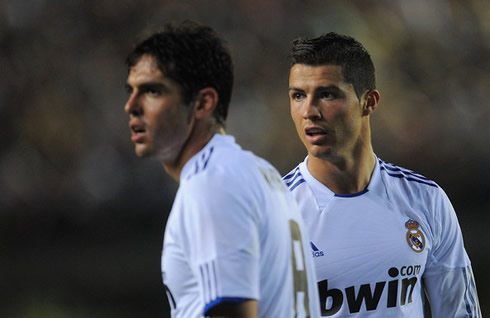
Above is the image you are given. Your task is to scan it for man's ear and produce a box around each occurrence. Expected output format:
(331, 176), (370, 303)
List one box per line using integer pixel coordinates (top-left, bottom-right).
(194, 87), (219, 120)
(362, 89), (380, 116)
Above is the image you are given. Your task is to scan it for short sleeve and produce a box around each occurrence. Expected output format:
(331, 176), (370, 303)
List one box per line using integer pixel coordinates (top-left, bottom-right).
(178, 173), (261, 312)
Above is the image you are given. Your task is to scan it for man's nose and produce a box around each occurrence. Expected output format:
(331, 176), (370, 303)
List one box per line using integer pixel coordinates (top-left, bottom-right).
(302, 98), (322, 119)
(124, 93), (142, 115)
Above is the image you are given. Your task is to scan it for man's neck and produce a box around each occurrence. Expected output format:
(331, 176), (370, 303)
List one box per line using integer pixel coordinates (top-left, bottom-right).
(163, 123), (222, 182)
(307, 144), (376, 195)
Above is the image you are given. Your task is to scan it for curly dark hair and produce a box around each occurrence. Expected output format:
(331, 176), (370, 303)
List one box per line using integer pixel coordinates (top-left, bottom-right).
(126, 21), (233, 127)
(289, 32), (376, 98)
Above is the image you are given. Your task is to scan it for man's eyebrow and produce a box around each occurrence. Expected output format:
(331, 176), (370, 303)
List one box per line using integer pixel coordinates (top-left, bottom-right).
(139, 82), (167, 89)
(316, 85), (340, 91)
(288, 85), (340, 91)
(126, 82), (168, 91)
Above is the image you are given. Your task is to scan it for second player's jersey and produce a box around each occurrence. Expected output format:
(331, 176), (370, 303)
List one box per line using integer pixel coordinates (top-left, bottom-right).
(162, 134), (320, 318)
(284, 155), (481, 317)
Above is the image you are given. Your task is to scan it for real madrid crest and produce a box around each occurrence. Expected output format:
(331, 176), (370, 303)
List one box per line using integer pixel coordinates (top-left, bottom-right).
(405, 219), (425, 253)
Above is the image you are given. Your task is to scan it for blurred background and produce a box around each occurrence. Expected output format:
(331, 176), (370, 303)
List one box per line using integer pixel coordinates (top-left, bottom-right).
(1, 0), (488, 316)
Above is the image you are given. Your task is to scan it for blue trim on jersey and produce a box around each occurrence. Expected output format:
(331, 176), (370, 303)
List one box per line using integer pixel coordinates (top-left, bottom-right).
(334, 189), (369, 197)
(202, 146), (214, 169)
(462, 266), (480, 317)
(203, 297), (248, 316)
(289, 178), (305, 191)
(462, 267), (473, 316)
(283, 167), (299, 180)
(187, 146), (215, 180)
(283, 167), (305, 191)
(380, 160), (431, 180)
(379, 160), (438, 188)
(285, 170), (302, 186)
(469, 269), (479, 317)
(310, 242), (319, 251)
(381, 169), (438, 188)
(194, 161), (199, 175)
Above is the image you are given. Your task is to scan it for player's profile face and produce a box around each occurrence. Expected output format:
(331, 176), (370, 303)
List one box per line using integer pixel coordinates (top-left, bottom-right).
(125, 55), (194, 162)
(288, 64), (365, 160)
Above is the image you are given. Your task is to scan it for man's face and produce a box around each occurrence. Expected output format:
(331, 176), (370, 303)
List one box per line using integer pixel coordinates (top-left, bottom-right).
(288, 64), (365, 160)
(125, 55), (194, 162)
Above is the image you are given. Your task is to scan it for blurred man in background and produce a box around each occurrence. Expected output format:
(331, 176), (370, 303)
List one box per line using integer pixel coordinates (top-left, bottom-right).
(124, 21), (320, 318)
(284, 32), (481, 317)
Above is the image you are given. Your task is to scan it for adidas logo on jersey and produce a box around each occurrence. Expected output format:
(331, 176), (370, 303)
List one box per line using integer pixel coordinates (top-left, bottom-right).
(310, 242), (324, 258)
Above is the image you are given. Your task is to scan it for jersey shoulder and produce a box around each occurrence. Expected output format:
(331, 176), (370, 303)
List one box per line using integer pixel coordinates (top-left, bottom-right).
(377, 158), (439, 190)
(376, 158), (453, 222)
(376, 158), (447, 201)
(184, 141), (259, 182)
(282, 164), (306, 192)
(178, 139), (274, 220)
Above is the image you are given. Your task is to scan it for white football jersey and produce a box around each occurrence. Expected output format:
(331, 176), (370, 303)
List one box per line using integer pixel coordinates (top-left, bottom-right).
(284, 155), (481, 317)
(162, 134), (320, 318)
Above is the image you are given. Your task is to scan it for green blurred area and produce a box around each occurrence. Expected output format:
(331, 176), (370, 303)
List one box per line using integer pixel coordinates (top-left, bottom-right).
(1, 0), (489, 316)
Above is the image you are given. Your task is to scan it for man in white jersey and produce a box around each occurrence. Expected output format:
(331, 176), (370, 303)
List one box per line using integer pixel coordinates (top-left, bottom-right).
(284, 32), (481, 317)
(124, 21), (320, 318)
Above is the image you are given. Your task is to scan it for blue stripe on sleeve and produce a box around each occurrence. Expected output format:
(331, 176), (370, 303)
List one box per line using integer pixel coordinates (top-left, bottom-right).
(286, 173), (301, 186)
(283, 167), (299, 180)
(462, 267), (473, 316)
(203, 146), (214, 169)
(378, 160), (438, 188)
(379, 160), (430, 180)
(462, 266), (482, 317)
(289, 178), (305, 191)
(381, 170), (439, 188)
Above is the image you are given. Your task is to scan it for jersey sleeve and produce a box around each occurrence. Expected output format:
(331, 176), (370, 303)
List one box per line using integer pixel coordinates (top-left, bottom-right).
(423, 188), (481, 317)
(178, 173), (261, 315)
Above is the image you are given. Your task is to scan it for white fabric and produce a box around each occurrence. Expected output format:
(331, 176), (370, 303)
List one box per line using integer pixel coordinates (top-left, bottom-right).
(162, 134), (320, 318)
(283, 155), (481, 317)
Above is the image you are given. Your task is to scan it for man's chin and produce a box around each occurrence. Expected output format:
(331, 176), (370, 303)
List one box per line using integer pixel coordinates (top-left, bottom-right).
(310, 147), (342, 162)
(308, 145), (332, 158)
(134, 144), (154, 159)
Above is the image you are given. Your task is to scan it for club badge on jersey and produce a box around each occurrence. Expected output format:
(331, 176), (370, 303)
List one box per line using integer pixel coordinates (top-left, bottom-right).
(405, 219), (425, 253)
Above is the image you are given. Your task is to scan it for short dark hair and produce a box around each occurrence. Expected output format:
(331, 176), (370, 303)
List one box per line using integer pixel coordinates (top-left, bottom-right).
(126, 21), (233, 127)
(289, 32), (376, 98)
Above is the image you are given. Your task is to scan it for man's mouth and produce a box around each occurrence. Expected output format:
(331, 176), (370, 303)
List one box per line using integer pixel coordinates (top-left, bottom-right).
(130, 122), (146, 142)
(305, 127), (327, 136)
(132, 127), (145, 134)
(304, 127), (328, 144)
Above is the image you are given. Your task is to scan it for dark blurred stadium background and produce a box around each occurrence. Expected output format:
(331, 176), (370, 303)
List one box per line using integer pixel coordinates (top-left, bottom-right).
(1, 0), (488, 317)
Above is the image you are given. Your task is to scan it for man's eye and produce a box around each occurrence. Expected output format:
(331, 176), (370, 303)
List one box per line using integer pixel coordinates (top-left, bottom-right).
(146, 88), (160, 96)
(321, 92), (336, 99)
(292, 93), (304, 100)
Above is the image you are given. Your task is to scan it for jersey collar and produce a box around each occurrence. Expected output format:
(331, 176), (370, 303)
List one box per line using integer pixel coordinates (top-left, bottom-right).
(180, 133), (235, 181)
(299, 153), (386, 208)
